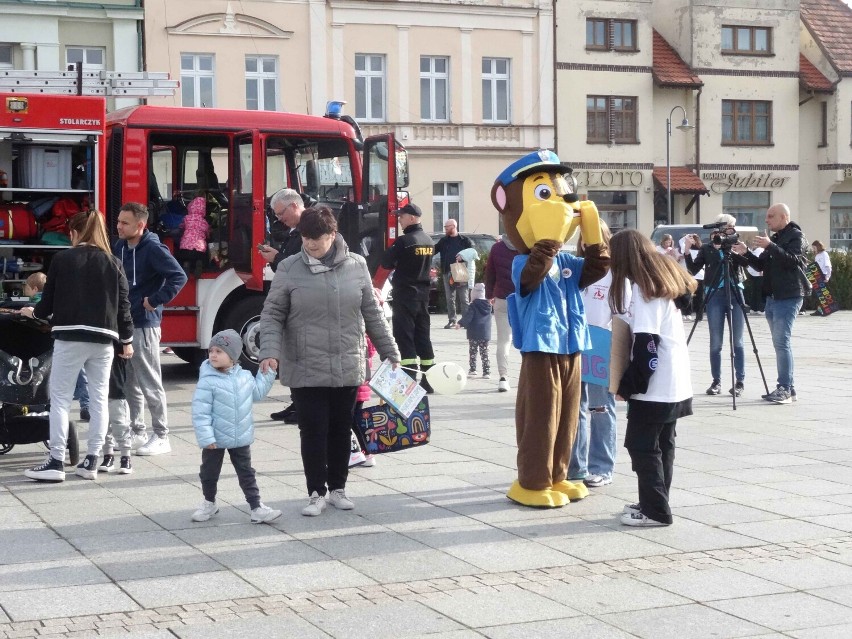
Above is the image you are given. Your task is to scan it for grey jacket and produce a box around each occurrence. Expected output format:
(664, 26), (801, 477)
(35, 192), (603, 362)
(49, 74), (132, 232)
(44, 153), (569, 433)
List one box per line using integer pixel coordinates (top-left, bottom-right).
(259, 234), (400, 388)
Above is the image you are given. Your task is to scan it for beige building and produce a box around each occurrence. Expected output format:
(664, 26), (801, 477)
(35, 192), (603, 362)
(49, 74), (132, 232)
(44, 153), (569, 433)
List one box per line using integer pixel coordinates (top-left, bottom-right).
(142, 0), (554, 236)
(555, 0), (852, 249)
(0, 0), (143, 110)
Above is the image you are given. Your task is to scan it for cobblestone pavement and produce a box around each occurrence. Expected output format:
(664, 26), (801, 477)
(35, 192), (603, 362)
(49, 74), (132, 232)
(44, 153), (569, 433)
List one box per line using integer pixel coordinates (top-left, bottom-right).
(1, 311), (851, 638)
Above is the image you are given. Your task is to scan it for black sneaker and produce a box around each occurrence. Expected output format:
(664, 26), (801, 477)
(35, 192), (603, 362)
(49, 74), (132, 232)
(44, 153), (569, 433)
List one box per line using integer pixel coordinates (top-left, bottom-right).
(118, 456), (133, 475)
(98, 455), (115, 472)
(729, 382), (744, 397)
(706, 380), (722, 395)
(271, 403), (298, 422)
(79, 408), (90, 422)
(444, 321), (456, 329)
(75, 454), (99, 480)
(420, 376), (435, 395)
(24, 456), (65, 482)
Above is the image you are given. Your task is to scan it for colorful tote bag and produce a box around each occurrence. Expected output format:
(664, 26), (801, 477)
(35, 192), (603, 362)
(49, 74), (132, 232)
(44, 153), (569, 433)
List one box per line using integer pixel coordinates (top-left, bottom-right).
(356, 397), (431, 454)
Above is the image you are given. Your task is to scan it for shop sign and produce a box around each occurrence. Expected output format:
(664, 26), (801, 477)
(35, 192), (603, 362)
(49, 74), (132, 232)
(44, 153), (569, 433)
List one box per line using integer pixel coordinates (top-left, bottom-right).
(702, 172), (790, 194)
(574, 170), (643, 188)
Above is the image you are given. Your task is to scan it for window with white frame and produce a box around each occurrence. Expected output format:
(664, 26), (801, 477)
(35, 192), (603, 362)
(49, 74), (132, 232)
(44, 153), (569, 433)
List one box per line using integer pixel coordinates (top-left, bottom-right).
(0, 44), (12, 69)
(432, 182), (463, 232)
(355, 54), (385, 121)
(181, 54), (215, 108)
(420, 56), (449, 122)
(245, 56), (278, 111)
(66, 47), (105, 71)
(482, 58), (510, 124)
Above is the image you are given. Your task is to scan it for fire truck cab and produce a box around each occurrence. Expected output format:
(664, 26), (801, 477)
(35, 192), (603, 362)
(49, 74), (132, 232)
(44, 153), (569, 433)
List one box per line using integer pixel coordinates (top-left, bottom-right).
(2, 86), (408, 371)
(105, 105), (407, 369)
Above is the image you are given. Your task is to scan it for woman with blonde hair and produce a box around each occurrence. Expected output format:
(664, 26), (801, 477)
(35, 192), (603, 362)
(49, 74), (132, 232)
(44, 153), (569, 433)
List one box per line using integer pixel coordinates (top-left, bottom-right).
(608, 230), (696, 528)
(22, 210), (134, 483)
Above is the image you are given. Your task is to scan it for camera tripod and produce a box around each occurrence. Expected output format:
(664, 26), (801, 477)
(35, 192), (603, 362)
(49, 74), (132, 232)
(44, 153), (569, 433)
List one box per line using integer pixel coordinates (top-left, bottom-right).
(686, 245), (770, 410)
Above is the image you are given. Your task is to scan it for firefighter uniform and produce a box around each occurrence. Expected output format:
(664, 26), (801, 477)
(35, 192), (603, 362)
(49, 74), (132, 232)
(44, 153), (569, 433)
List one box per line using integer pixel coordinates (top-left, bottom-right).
(380, 205), (436, 388)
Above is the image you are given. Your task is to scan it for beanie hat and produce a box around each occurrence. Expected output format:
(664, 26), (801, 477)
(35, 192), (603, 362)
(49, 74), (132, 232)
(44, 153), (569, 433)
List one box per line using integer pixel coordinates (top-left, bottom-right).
(471, 282), (486, 300)
(188, 196), (206, 217)
(209, 329), (242, 364)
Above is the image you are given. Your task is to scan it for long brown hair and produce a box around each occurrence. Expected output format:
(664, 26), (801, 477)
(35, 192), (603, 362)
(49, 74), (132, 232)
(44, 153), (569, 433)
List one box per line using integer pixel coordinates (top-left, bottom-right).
(608, 229), (696, 315)
(69, 210), (112, 254)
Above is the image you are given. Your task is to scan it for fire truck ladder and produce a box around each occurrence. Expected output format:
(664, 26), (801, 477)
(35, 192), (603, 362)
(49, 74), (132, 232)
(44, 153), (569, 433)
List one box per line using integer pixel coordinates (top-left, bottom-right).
(0, 67), (178, 97)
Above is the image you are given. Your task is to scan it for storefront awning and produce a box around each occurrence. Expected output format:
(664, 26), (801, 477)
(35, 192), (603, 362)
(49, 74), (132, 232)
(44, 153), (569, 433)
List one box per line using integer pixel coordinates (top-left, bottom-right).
(653, 167), (709, 194)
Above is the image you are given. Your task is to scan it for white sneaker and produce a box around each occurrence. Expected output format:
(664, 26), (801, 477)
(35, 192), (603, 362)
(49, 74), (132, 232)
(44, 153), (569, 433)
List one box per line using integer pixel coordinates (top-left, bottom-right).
(136, 434), (171, 456)
(328, 488), (354, 510)
(349, 450), (367, 467)
(191, 500), (219, 522)
(250, 503), (282, 524)
(129, 433), (148, 451)
(623, 502), (641, 514)
(498, 377), (510, 392)
(302, 491), (326, 517)
(584, 474), (612, 487)
(361, 455), (376, 468)
(620, 511), (669, 527)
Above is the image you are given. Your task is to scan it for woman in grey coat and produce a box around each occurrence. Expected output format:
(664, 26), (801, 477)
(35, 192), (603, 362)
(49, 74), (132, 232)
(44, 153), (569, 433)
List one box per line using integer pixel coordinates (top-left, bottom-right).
(259, 207), (400, 516)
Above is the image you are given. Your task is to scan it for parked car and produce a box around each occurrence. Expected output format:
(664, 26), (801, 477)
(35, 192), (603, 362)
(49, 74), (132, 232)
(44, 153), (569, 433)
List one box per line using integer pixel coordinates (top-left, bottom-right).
(428, 232), (498, 312)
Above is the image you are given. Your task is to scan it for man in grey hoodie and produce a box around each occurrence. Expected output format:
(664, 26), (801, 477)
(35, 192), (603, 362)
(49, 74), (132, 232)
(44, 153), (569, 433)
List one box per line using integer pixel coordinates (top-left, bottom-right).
(115, 202), (187, 455)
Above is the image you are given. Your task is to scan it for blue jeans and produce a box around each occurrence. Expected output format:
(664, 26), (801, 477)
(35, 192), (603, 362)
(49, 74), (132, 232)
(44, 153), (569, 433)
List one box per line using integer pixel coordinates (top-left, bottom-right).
(73, 370), (89, 410)
(569, 382), (617, 479)
(704, 286), (745, 383)
(764, 296), (802, 388)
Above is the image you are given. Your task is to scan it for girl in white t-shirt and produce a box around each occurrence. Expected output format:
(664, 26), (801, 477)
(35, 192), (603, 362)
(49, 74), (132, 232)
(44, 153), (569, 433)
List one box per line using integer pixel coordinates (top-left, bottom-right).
(608, 230), (696, 528)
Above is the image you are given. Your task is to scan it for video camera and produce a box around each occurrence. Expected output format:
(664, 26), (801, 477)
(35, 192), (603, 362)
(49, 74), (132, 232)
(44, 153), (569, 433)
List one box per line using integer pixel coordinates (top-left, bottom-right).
(703, 221), (739, 250)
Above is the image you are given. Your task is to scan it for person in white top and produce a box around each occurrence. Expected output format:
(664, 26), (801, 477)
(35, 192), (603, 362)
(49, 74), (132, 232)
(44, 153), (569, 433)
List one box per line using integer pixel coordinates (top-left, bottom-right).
(569, 221), (622, 488)
(812, 241), (831, 282)
(607, 230), (696, 528)
(656, 234), (684, 265)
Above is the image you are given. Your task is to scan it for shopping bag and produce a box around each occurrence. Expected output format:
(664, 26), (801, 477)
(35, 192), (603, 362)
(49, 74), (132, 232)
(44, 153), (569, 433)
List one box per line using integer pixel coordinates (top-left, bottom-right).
(450, 261), (469, 284)
(356, 397), (430, 454)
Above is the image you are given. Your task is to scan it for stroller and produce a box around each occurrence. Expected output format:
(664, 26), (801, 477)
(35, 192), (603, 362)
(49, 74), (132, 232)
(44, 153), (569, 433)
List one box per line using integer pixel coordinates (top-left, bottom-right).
(0, 308), (79, 465)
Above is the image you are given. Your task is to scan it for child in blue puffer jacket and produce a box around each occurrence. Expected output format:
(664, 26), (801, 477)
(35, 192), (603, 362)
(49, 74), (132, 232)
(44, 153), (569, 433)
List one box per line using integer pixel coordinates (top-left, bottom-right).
(190, 329), (280, 524)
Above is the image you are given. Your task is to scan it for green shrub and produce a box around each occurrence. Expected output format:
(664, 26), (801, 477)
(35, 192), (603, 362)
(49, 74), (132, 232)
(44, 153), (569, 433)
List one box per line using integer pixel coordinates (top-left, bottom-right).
(824, 249), (852, 309)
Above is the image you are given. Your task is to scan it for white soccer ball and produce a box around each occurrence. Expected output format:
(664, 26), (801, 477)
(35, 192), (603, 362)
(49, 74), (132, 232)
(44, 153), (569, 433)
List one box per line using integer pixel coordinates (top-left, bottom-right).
(424, 362), (467, 395)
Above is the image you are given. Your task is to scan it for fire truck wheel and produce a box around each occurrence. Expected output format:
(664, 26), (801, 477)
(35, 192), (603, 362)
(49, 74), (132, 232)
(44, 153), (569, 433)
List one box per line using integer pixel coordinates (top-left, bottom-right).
(0, 443), (13, 455)
(222, 295), (265, 374)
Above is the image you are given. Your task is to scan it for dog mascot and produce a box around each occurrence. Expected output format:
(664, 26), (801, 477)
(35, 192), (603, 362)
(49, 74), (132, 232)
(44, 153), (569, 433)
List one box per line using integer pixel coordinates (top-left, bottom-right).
(491, 150), (609, 508)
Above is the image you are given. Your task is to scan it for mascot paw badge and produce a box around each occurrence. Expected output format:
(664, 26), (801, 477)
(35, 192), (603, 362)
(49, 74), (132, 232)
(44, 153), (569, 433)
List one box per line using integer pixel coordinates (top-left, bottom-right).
(493, 150), (605, 508)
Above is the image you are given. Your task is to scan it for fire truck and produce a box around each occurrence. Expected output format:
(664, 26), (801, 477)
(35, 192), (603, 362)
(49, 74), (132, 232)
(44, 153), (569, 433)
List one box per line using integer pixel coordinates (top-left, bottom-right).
(1, 70), (408, 370)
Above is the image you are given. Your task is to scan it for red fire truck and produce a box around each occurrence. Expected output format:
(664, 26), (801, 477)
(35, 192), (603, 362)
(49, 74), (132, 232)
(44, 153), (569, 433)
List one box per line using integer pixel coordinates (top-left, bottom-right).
(2, 74), (407, 370)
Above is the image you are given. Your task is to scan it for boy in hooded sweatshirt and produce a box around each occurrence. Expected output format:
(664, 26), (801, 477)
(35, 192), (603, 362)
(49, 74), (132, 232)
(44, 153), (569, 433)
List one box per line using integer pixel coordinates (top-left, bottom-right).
(190, 329), (281, 524)
(458, 283), (493, 378)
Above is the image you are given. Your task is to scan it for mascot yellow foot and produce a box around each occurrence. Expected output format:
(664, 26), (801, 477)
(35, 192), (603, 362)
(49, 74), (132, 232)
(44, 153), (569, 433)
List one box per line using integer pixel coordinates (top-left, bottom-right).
(506, 480), (569, 508)
(551, 480), (589, 501)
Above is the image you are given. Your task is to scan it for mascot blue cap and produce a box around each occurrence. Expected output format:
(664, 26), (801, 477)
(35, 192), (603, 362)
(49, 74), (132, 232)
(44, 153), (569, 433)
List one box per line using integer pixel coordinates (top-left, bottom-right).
(494, 149), (573, 187)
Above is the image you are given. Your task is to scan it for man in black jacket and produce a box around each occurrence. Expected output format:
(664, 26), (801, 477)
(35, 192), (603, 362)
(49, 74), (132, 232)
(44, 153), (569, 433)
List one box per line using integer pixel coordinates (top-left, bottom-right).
(733, 203), (807, 404)
(377, 203), (436, 392)
(433, 219), (474, 328)
(258, 188), (305, 422)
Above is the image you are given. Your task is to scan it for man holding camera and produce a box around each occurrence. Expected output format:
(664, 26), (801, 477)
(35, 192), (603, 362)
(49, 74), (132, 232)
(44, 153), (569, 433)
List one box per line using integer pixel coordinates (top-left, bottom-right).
(732, 203), (808, 404)
(685, 214), (750, 397)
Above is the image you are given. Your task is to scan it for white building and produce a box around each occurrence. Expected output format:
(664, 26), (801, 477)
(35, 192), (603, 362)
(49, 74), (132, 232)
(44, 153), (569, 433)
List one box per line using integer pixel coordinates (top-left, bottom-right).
(0, 0), (143, 110)
(555, 0), (852, 249)
(143, 0), (555, 236)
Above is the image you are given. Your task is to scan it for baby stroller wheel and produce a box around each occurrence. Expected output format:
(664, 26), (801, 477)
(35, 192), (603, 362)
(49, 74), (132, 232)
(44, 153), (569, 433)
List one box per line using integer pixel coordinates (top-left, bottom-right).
(41, 423), (80, 466)
(66, 422), (80, 466)
(0, 443), (14, 455)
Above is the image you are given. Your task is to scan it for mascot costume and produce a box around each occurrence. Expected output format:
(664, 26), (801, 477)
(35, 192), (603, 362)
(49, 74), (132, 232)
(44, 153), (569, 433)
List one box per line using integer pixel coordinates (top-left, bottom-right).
(491, 150), (609, 508)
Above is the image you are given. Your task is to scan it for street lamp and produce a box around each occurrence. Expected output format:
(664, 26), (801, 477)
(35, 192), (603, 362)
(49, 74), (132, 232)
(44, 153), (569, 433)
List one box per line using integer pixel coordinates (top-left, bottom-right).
(666, 105), (695, 225)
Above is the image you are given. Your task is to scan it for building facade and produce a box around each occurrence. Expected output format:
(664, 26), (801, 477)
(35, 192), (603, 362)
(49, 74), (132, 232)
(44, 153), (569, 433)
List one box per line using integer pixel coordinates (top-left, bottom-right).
(0, 0), (143, 110)
(555, 0), (852, 249)
(142, 0), (555, 236)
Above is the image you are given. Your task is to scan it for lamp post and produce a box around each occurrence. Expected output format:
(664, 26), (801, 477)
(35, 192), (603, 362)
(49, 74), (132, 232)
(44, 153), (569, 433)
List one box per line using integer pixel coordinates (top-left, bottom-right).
(666, 105), (695, 225)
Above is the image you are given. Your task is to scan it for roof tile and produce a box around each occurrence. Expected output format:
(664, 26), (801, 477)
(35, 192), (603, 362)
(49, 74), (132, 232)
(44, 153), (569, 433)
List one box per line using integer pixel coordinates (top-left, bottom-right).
(653, 30), (703, 88)
(653, 167), (709, 194)
(801, 0), (852, 75)
(800, 54), (835, 92)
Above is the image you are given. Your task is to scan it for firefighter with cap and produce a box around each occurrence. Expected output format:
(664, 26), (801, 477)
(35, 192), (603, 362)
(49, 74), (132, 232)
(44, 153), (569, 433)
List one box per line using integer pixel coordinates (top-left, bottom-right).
(374, 203), (436, 393)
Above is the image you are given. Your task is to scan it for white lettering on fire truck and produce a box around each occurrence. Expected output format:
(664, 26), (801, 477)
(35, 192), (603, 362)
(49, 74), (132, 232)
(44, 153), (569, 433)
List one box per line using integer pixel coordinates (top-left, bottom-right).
(58, 118), (101, 126)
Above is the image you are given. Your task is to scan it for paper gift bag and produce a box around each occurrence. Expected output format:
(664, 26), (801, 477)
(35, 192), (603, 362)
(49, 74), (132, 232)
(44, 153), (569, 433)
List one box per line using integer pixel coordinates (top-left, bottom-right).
(356, 397), (430, 454)
(450, 261), (469, 284)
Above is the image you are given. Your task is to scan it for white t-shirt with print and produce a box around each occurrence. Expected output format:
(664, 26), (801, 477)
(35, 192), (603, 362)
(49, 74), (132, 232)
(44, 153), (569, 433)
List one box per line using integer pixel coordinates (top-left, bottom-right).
(623, 283), (692, 403)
